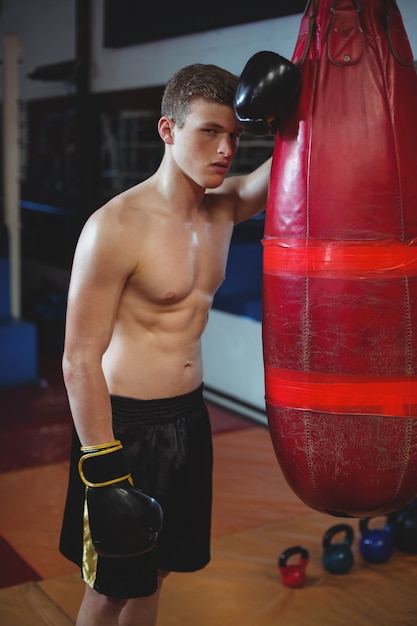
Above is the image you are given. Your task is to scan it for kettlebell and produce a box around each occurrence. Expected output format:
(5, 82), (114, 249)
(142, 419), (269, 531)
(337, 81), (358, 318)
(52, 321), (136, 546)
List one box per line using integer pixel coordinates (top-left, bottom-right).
(388, 498), (417, 554)
(322, 524), (354, 574)
(359, 517), (394, 563)
(278, 545), (309, 588)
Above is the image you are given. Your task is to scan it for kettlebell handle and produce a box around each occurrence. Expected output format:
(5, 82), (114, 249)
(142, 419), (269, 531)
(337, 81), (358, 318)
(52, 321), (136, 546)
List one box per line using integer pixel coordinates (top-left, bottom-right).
(323, 523), (354, 547)
(279, 545), (309, 567)
(360, 516), (393, 534)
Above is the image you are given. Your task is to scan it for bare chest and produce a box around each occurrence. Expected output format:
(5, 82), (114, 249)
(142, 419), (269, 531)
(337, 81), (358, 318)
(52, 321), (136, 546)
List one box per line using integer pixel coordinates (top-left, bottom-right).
(126, 222), (232, 307)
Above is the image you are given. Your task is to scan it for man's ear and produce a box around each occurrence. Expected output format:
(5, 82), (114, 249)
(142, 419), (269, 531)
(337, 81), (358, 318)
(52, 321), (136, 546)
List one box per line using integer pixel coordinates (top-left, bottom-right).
(158, 116), (175, 144)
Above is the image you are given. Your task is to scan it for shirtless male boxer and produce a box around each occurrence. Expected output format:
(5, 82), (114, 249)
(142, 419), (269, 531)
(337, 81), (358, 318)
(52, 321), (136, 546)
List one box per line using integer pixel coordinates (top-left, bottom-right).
(60, 59), (300, 626)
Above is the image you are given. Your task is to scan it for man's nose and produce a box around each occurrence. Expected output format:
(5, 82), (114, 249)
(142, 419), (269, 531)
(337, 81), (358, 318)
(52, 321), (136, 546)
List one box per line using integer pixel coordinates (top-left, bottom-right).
(217, 135), (233, 157)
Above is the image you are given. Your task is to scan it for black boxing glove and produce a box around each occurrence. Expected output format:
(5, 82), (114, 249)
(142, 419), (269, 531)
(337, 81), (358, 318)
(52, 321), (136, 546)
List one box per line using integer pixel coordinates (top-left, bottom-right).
(78, 440), (163, 558)
(234, 51), (301, 135)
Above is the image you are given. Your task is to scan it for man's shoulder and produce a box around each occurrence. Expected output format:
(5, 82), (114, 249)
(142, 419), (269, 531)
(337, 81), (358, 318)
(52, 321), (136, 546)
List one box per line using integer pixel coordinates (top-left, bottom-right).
(76, 184), (154, 265)
(92, 182), (152, 224)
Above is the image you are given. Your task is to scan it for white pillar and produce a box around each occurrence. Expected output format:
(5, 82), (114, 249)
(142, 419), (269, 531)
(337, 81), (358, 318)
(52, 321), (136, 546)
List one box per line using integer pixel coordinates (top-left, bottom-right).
(3, 33), (21, 318)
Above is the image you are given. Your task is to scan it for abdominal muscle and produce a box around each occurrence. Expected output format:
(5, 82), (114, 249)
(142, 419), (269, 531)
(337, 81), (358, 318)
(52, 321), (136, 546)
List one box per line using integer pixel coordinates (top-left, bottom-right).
(101, 301), (208, 401)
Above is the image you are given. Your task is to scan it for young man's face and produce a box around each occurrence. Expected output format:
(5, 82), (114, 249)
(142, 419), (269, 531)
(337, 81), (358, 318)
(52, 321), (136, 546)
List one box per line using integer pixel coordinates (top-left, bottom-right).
(170, 98), (242, 189)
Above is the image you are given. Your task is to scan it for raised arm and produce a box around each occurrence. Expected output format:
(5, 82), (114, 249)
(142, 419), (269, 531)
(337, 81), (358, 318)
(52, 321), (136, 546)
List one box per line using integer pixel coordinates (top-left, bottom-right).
(220, 49), (301, 225)
(216, 156), (272, 225)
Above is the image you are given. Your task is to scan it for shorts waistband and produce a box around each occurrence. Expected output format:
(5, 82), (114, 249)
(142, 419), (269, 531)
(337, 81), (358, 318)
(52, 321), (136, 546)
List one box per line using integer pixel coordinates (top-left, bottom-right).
(110, 384), (205, 424)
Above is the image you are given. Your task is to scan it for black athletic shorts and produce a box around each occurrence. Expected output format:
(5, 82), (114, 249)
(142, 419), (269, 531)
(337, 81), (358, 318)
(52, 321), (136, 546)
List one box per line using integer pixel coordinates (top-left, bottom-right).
(59, 385), (213, 599)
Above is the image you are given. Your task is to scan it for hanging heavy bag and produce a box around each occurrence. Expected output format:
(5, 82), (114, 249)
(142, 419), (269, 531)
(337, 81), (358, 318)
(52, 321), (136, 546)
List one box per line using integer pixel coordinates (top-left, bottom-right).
(250, 0), (417, 517)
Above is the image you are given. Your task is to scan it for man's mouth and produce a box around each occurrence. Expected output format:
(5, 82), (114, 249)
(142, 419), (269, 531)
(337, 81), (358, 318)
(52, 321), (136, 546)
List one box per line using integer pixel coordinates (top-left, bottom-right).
(211, 162), (229, 174)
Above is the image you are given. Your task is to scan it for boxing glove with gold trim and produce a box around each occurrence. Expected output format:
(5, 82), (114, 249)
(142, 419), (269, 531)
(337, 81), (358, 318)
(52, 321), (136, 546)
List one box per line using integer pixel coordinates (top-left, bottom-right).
(79, 440), (163, 557)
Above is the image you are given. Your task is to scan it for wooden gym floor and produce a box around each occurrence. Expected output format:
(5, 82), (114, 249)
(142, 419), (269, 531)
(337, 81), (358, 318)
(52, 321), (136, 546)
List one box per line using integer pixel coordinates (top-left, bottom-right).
(0, 355), (417, 625)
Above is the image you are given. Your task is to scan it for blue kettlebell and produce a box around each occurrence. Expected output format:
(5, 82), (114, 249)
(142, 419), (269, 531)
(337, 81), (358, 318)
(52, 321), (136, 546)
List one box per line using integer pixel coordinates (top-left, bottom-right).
(322, 524), (354, 575)
(359, 517), (394, 563)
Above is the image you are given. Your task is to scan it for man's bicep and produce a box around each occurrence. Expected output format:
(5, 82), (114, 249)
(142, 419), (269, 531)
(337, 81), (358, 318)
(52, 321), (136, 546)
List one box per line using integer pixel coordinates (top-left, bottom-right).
(64, 230), (127, 360)
(65, 275), (119, 364)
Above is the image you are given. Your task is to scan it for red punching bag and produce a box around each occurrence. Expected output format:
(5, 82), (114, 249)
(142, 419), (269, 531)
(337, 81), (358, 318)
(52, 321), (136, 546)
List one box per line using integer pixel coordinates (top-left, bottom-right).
(263, 0), (417, 517)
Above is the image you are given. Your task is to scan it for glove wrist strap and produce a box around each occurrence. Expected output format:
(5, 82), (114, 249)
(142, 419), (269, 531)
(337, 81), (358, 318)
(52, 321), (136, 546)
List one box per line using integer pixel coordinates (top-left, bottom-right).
(78, 440), (132, 488)
(80, 439), (121, 453)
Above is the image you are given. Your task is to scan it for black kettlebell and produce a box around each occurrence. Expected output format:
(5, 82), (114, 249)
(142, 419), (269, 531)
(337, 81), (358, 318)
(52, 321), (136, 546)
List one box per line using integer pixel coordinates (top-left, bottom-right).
(388, 498), (417, 554)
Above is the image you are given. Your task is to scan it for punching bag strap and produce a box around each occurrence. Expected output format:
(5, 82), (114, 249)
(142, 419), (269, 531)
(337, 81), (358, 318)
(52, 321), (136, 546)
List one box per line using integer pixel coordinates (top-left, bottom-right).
(293, 0), (318, 67)
(383, 0), (414, 67)
(328, 0), (364, 66)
